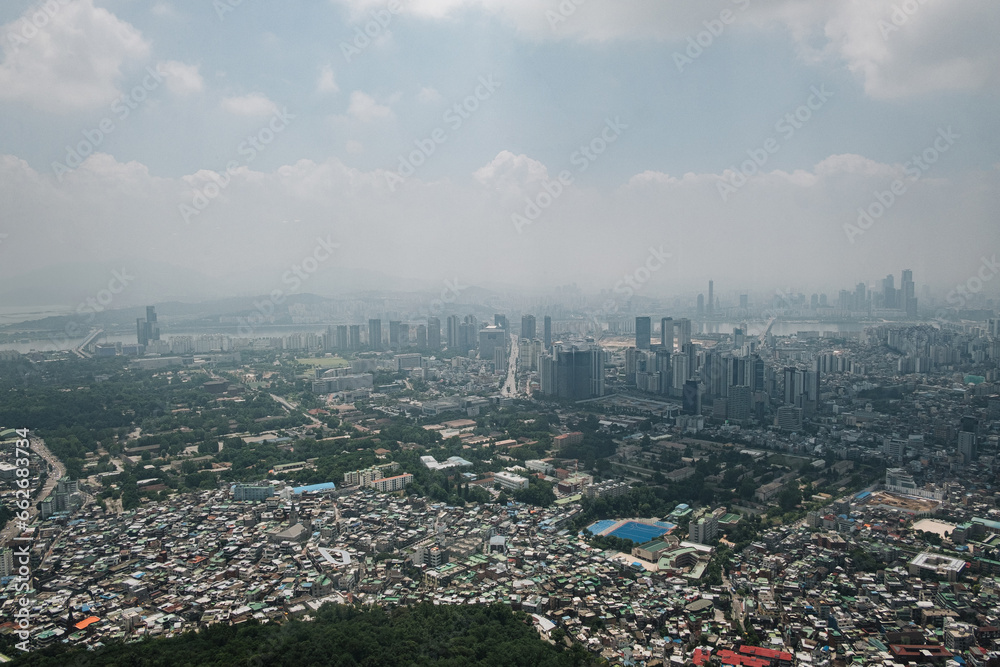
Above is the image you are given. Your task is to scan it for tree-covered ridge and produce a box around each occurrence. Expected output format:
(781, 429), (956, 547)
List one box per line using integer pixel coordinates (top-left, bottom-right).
(10, 603), (593, 667)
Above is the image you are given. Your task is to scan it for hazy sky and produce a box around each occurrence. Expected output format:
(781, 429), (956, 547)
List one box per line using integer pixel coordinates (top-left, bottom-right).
(0, 0), (997, 307)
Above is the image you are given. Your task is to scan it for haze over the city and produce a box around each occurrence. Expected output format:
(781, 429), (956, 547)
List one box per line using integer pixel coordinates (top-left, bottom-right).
(0, 0), (998, 308)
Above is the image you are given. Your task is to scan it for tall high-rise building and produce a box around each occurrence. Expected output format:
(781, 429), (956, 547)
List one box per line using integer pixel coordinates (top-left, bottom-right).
(388, 321), (402, 348)
(521, 315), (536, 341)
(336, 325), (349, 351)
(728, 385), (751, 422)
(855, 283), (868, 312)
(479, 326), (507, 364)
(883, 274), (896, 309)
(348, 325), (361, 350)
(783, 367), (805, 407)
(368, 319), (382, 351)
(635, 317), (651, 350)
(707, 280), (714, 317)
(958, 416), (978, 464)
(901, 269), (917, 317)
(427, 317), (441, 350)
(682, 379), (701, 415)
(136, 306), (160, 345)
(146, 306), (158, 338)
(543, 316), (552, 350)
(661, 317), (674, 351)
(677, 318), (692, 348)
(494, 314), (508, 330)
(540, 345), (605, 400)
(446, 315), (460, 349)
(415, 324), (427, 348)
(696, 294), (705, 317)
(672, 354), (689, 393)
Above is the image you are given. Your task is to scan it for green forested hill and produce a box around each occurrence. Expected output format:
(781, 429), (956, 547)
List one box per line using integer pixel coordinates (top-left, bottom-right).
(10, 603), (594, 667)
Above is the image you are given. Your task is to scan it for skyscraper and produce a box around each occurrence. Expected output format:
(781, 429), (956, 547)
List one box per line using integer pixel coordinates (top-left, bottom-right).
(368, 319), (382, 351)
(540, 345), (605, 400)
(883, 274), (896, 309)
(901, 269), (917, 317)
(494, 314), (508, 330)
(136, 306), (160, 345)
(543, 315), (552, 350)
(521, 314), (536, 341)
(635, 317), (651, 350)
(661, 317), (674, 351)
(349, 325), (361, 350)
(427, 317), (441, 350)
(388, 320), (402, 348)
(728, 385), (751, 422)
(446, 315), (459, 349)
(959, 416), (978, 464)
(677, 318), (692, 348)
(478, 325), (507, 364)
(696, 294), (705, 317)
(682, 379), (701, 415)
(707, 280), (714, 317)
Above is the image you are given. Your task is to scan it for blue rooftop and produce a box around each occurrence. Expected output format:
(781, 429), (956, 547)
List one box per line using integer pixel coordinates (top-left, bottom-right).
(292, 482), (337, 494)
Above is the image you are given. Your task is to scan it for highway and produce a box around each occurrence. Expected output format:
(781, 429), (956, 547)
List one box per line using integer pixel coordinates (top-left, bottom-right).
(500, 332), (520, 397)
(1, 435), (66, 546)
(73, 328), (103, 358)
(271, 393), (323, 425)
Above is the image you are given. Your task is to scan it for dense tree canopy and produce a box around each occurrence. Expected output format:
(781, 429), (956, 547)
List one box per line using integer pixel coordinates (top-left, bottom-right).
(10, 603), (593, 667)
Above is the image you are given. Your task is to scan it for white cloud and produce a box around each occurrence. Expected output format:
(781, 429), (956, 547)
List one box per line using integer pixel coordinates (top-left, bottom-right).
(346, 91), (393, 122)
(221, 93), (279, 116)
(329, 0), (1000, 98)
(151, 3), (179, 18)
(158, 61), (204, 96)
(417, 86), (442, 103)
(346, 140), (364, 154)
(1, 148), (996, 296)
(0, 0), (150, 112)
(474, 150), (550, 199)
(317, 64), (339, 94)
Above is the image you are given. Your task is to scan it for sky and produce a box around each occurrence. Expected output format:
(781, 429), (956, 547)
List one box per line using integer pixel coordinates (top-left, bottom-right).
(0, 0), (998, 309)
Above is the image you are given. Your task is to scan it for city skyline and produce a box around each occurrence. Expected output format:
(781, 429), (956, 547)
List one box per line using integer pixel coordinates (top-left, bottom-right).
(0, 1), (998, 304)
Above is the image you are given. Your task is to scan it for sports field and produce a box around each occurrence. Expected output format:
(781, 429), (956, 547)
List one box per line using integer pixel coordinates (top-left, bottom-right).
(586, 518), (676, 542)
